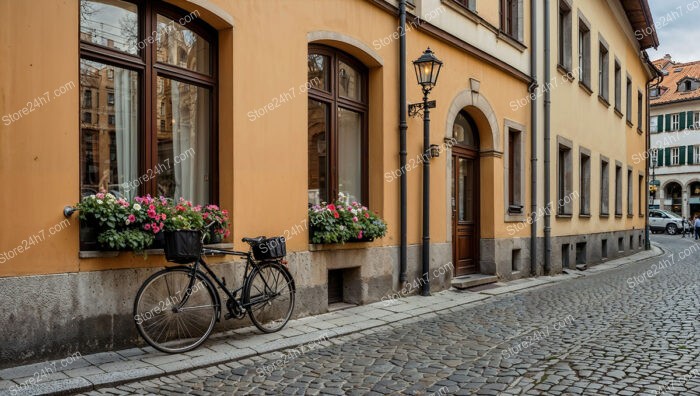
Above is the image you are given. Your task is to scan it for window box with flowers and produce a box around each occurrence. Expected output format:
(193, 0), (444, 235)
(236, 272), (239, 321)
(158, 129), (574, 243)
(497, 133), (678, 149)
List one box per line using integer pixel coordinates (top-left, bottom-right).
(308, 199), (387, 244)
(75, 193), (231, 253)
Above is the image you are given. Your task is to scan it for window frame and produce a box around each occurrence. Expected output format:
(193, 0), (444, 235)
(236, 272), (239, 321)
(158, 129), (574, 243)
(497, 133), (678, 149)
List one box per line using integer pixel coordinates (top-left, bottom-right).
(504, 120), (526, 220)
(579, 148), (591, 216)
(600, 156), (610, 216)
(627, 167), (633, 216)
(307, 44), (369, 206)
(614, 162), (622, 217)
(558, 0), (573, 71)
(637, 91), (643, 132)
(614, 60), (622, 113)
(671, 147), (680, 165)
(671, 113), (680, 131)
(626, 75), (633, 123)
(500, 0), (521, 41)
(557, 136), (573, 216)
(577, 13), (591, 89)
(78, 0), (219, 201)
(598, 36), (609, 102)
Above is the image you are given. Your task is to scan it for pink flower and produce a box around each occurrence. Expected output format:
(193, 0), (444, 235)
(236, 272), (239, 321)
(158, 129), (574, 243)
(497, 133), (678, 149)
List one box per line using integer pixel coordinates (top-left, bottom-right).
(96, 193), (105, 199)
(364, 212), (370, 218)
(357, 231), (363, 239)
(327, 204), (336, 211)
(152, 225), (160, 234)
(127, 214), (136, 223)
(203, 213), (209, 220)
(147, 209), (157, 218)
(144, 223), (151, 231)
(161, 213), (167, 220)
(353, 216), (358, 222)
(224, 230), (231, 238)
(149, 204), (155, 211)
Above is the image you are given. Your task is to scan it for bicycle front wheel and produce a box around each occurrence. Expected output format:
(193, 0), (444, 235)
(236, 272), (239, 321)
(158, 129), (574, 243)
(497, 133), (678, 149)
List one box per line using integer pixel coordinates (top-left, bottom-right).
(134, 267), (219, 353)
(244, 261), (295, 333)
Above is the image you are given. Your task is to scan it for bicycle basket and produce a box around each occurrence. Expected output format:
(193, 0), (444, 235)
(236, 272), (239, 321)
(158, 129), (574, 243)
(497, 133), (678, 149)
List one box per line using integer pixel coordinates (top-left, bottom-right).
(164, 230), (202, 264)
(252, 236), (286, 260)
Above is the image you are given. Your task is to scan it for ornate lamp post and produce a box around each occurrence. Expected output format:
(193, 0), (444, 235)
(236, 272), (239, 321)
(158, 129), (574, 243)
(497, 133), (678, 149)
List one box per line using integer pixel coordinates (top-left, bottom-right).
(408, 48), (443, 296)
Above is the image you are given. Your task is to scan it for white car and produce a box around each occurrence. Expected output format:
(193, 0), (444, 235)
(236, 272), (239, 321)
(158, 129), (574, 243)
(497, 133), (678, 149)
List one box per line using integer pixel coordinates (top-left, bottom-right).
(648, 209), (685, 235)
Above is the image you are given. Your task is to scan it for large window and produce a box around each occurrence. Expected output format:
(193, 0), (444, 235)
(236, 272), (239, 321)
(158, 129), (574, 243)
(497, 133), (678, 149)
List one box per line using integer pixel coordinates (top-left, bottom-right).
(614, 61), (622, 112)
(598, 40), (609, 101)
(578, 16), (591, 88)
(79, 0), (216, 203)
(627, 168), (633, 215)
(558, 0), (572, 71)
(557, 138), (573, 216)
(671, 113), (680, 131)
(650, 116), (658, 133)
(671, 147), (680, 165)
(615, 164), (622, 216)
(637, 91), (643, 131)
(580, 150), (591, 216)
(506, 126), (524, 214)
(501, 0), (522, 41)
(600, 158), (609, 215)
(308, 45), (368, 206)
(626, 76), (633, 123)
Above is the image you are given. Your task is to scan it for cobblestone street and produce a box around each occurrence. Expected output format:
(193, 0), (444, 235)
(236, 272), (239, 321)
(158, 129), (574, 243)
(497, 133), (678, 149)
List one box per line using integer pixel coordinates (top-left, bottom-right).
(86, 235), (700, 395)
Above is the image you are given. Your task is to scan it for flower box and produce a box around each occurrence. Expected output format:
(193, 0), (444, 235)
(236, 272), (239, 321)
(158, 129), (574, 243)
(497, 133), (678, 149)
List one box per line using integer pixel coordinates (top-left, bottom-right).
(308, 195), (387, 244)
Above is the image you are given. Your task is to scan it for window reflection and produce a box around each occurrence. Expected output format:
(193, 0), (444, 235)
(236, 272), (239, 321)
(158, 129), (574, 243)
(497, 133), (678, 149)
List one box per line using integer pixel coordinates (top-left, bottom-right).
(308, 99), (329, 205)
(156, 76), (210, 204)
(79, 0), (138, 54)
(80, 59), (138, 198)
(156, 14), (211, 75)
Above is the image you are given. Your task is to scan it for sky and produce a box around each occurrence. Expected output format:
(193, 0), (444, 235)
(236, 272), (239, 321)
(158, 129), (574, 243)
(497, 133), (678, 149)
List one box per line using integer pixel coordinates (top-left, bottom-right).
(647, 0), (700, 63)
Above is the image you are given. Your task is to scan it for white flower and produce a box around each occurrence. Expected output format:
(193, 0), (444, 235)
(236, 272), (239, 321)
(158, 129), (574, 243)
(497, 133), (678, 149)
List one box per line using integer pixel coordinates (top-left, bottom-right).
(97, 200), (103, 204)
(125, 219), (131, 225)
(133, 203), (142, 210)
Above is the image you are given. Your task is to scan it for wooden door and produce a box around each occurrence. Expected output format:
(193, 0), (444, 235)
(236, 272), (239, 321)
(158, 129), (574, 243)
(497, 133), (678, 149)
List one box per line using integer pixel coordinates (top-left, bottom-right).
(452, 151), (479, 276)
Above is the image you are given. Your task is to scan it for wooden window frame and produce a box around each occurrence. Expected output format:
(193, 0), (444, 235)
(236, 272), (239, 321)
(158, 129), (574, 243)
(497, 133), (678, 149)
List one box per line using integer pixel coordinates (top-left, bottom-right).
(79, 0), (219, 202)
(308, 44), (369, 205)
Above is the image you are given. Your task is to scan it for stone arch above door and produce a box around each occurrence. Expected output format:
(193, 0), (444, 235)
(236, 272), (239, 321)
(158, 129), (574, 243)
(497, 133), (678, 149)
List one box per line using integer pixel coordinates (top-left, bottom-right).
(445, 90), (501, 154)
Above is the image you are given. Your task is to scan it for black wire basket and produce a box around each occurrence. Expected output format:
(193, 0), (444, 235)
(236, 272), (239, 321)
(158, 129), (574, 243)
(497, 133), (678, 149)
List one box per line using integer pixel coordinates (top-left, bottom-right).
(252, 236), (286, 261)
(164, 230), (202, 264)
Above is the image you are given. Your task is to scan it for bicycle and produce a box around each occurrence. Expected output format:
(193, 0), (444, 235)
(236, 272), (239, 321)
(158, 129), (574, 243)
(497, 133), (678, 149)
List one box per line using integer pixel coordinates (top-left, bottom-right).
(133, 228), (296, 353)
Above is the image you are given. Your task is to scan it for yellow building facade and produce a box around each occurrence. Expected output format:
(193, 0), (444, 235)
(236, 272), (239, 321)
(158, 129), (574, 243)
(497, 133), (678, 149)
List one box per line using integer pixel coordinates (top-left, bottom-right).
(0, 0), (656, 364)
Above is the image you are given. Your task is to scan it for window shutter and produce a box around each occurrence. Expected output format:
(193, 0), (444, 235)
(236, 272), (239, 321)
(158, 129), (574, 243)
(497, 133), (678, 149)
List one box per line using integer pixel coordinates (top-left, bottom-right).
(658, 115), (664, 132)
(666, 114), (672, 131)
(680, 112), (687, 130)
(665, 147), (671, 166)
(680, 146), (687, 165)
(658, 148), (664, 166)
(689, 145), (695, 165)
(689, 111), (696, 128)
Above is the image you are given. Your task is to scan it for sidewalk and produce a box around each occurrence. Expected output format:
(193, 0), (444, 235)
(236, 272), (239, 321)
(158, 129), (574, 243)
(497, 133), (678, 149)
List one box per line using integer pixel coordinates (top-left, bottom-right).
(0, 245), (662, 396)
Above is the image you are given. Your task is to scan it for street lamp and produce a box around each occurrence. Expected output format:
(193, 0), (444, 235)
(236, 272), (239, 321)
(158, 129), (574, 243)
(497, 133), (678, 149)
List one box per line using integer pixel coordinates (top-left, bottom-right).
(408, 47), (443, 296)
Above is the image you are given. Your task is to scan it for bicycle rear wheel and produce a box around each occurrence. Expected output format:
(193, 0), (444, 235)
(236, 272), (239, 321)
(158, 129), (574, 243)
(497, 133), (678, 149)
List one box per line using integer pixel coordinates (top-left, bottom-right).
(134, 267), (219, 353)
(244, 261), (295, 333)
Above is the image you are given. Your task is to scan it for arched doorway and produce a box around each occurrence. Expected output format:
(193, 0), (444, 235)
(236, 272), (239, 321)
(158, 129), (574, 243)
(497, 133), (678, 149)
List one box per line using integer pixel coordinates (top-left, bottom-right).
(664, 182), (682, 216)
(451, 110), (480, 276)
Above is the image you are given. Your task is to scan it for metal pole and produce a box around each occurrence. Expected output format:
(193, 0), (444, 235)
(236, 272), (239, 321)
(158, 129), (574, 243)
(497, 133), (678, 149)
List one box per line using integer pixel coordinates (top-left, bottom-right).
(543, 0), (552, 274)
(422, 90), (431, 296)
(399, 0), (408, 284)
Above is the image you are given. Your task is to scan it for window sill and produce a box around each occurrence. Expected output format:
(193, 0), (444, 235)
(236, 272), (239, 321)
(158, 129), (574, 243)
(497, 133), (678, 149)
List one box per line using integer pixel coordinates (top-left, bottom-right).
(614, 108), (623, 118)
(578, 81), (593, 96)
(579, 214), (591, 218)
(626, 120), (634, 128)
(557, 65), (575, 81)
(79, 243), (234, 259)
(598, 95), (610, 108)
(600, 213), (609, 218)
(627, 214), (634, 218)
(309, 241), (374, 252)
(615, 214), (623, 218)
(496, 30), (527, 53)
(556, 214), (572, 219)
(637, 127), (643, 135)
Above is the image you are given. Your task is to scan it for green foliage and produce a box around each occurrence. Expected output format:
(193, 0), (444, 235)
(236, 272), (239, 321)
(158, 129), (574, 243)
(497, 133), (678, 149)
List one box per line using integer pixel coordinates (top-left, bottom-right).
(309, 198), (387, 244)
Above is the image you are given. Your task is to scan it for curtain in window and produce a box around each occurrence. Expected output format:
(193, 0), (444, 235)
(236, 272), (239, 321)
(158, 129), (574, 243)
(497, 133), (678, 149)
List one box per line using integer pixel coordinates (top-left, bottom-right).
(114, 67), (138, 200)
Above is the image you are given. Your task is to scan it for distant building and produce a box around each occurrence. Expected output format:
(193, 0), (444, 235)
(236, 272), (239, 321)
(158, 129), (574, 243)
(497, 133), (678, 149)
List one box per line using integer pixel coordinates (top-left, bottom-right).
(649, 54), (700, 218)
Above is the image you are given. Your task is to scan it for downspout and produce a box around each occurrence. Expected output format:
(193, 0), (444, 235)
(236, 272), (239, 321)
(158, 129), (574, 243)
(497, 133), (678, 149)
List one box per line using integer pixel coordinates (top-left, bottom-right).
(644, 53), (663, 250)
(529, 0), (538, 276)
(399, 0), (408, 283)
(543, 0), (552, 274)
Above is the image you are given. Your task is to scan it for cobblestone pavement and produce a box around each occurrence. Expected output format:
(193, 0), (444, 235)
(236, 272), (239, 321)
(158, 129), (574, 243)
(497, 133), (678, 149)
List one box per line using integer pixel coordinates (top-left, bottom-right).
(86, 235), (700, 395)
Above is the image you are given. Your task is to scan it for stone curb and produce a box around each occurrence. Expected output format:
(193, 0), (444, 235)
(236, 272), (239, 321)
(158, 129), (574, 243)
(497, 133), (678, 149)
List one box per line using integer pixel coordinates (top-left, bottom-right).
(0, 246), (664, 396)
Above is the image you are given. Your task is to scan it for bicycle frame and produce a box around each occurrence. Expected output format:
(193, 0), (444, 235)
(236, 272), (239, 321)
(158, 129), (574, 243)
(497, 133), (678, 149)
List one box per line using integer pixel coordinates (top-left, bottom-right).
(176, 246), (280, 318)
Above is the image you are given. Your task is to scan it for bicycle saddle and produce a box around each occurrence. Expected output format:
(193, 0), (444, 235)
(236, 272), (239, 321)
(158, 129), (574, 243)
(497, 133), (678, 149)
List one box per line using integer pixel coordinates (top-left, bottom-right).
(242, 236), (266, 244)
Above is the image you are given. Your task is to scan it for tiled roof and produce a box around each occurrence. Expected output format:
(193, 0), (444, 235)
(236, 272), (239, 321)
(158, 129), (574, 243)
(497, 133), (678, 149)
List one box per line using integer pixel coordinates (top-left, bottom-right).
(650, 58), (700, 106)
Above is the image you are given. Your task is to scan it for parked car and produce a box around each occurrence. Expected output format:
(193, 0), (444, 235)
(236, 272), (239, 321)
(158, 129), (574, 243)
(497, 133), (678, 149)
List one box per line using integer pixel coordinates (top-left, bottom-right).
(648, 209), (685, 235)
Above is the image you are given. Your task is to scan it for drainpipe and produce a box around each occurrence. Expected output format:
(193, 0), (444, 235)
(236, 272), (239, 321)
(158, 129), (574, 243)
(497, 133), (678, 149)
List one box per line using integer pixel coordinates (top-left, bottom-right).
(399, 0), (408, 284)
(543, 0), (552, 274)
(644, 53), (663, 250)
(529, 0), (538, 276)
